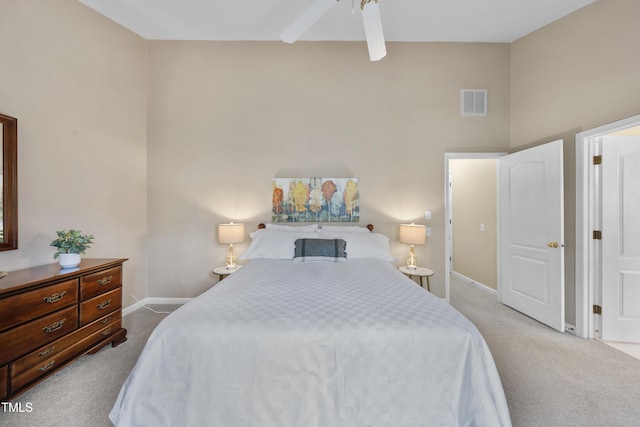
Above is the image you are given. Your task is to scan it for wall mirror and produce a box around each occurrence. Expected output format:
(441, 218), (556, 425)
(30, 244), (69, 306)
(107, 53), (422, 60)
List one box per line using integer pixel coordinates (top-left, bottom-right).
(0, 113), (17, 251)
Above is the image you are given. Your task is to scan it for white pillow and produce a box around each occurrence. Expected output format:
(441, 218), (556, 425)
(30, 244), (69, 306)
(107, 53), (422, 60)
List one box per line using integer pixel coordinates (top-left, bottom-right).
(320, 225), (370, 233)
(317, 231), (395, 261)
(240, 229), (319, 259)
(265, 223), (319, 232)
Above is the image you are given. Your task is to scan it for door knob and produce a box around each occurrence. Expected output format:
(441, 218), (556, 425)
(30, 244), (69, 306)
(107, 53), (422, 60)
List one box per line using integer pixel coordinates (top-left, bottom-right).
(548, 241), (559, 248)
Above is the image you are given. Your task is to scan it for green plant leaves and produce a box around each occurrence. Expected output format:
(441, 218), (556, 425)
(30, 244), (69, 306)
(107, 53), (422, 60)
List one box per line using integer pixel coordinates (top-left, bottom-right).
(50, 229), (94, 257)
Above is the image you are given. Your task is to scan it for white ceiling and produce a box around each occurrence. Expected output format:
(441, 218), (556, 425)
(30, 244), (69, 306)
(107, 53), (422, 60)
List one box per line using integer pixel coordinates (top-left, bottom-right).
(78, 0), (596, 43)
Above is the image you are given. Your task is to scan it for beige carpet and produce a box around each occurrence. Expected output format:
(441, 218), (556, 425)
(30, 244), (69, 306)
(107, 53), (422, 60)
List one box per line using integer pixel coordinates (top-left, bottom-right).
(449, 277), (640, 427)
(0, 305), (177, 427)
(2, 284), (640, 426)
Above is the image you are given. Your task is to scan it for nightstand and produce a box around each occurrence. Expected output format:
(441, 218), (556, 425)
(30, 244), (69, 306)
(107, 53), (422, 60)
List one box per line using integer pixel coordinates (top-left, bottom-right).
(399, 266), (434, 292)
(213, 265), (242, 281)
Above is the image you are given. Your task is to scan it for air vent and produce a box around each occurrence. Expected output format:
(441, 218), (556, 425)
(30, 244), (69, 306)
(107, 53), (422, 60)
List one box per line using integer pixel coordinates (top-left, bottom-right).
(460, 89), (487, 116)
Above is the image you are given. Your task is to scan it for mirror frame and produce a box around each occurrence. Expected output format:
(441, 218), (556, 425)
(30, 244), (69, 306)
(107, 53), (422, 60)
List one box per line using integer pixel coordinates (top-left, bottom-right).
(0, 113), (17, 251)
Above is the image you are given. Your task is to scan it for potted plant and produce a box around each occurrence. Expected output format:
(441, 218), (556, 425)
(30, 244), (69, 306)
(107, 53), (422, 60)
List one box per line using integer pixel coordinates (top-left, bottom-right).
(50, 230), (94, 268)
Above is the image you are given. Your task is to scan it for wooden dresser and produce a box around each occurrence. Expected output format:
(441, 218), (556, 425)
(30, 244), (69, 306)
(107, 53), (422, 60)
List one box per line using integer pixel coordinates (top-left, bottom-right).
(0, 258), (128, 401)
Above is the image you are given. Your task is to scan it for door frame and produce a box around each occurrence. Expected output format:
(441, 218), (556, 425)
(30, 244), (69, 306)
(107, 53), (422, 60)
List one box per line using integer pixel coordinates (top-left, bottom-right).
(444, 152), (506, 303)
(575, 114), (640, 339)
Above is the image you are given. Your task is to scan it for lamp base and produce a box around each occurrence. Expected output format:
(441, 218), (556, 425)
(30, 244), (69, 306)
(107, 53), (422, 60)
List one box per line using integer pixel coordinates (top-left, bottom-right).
(225, 244), (237, 270)
(406, 245), (417, 270)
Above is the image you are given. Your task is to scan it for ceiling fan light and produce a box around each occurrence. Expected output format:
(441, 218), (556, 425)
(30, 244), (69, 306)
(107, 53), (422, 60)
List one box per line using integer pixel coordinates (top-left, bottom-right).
(361, 2), (386, 61)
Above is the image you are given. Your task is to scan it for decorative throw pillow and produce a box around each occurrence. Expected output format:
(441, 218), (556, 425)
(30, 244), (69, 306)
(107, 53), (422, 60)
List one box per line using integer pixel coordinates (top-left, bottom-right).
(293, 238), (347, 262)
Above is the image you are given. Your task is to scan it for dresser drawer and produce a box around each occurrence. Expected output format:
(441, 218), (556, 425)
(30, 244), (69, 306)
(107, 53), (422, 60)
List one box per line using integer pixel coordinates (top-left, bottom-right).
(0, 306), (78, 366)
(11, 339), (79, 392)
(0, 279), (78, 332)
(80, 287), (121, 326)
(0, 364), (7, 400)
(81, 266), (122, 301)
(11, 318), (123, 393)
(83, 317), (123, 351)
(11, 311), (122, 377)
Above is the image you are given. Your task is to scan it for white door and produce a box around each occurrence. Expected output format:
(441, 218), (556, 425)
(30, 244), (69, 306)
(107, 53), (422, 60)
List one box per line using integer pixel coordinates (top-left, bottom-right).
(499, 140), (565, 332)
(601, 136), (640, 342)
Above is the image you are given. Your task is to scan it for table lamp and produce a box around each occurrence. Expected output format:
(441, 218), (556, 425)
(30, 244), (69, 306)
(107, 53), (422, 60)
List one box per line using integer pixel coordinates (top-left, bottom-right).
(218, 222), (245, 270)
(399, 223), (426, 270)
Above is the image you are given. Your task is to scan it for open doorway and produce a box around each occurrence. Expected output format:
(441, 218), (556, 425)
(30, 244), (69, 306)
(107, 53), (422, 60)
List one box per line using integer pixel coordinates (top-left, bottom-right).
(446, 144), (566, 334)
(575, 114), (640, 357)
(444, 153), (505, 303)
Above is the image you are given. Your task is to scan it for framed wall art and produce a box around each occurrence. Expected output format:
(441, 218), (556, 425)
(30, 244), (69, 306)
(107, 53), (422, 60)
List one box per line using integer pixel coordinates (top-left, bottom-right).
(272, 178), (359, 223)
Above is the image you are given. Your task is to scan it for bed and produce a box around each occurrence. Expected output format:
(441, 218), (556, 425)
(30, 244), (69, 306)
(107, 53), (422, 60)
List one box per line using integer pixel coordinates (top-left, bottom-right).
(110, 225), (510, 426)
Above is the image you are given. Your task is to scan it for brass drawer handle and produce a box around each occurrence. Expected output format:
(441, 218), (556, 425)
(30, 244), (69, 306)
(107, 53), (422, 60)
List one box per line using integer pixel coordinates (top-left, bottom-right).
(101, 316), (113, 324)
(96, 276), (112, 286)
(43, 291), (66, 303)
(38, 360), (55, 372)
(101, 327), (112, 336)
(39, 345), (56, 357)
(97, 299), (112, 310)
(42, 319), (65, 333)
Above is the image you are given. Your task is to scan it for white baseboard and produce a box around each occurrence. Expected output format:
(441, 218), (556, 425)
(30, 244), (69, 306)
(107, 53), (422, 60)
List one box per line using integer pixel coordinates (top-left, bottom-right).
(451, 271), (497, 295)
(122, 300), (146, 316)
(123, 297), (192, 316)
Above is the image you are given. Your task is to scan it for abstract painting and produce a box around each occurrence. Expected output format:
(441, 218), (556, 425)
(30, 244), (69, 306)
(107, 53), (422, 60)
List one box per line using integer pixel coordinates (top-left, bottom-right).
(272, 178), (359, 223)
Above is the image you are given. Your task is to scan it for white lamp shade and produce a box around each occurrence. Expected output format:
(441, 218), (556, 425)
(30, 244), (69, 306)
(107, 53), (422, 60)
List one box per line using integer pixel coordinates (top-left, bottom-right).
(218, 223), (245, 244)
(399, 223), (426, 245)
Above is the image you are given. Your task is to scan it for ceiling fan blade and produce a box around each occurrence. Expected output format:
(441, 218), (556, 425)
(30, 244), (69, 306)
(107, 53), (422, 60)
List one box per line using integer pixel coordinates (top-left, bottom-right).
(361, 1), (386, 61)
(281, 0), (340, 44)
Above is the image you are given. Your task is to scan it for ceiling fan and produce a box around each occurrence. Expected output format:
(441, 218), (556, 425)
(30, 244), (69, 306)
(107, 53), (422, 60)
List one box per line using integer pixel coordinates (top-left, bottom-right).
(280, 0), (387, 61)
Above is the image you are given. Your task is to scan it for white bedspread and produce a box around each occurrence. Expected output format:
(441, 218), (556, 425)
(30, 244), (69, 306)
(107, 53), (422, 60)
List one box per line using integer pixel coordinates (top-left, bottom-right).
(110, 259), (511, 426)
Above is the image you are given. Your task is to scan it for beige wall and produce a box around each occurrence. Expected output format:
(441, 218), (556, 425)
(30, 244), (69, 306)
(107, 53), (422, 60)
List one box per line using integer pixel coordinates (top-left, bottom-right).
(450, 159), (497, 289)
(0, 0), (148, 303)
(7, 0), (634, 315)
(511, 0), (640, 324)
(146, 41), (511, 298)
